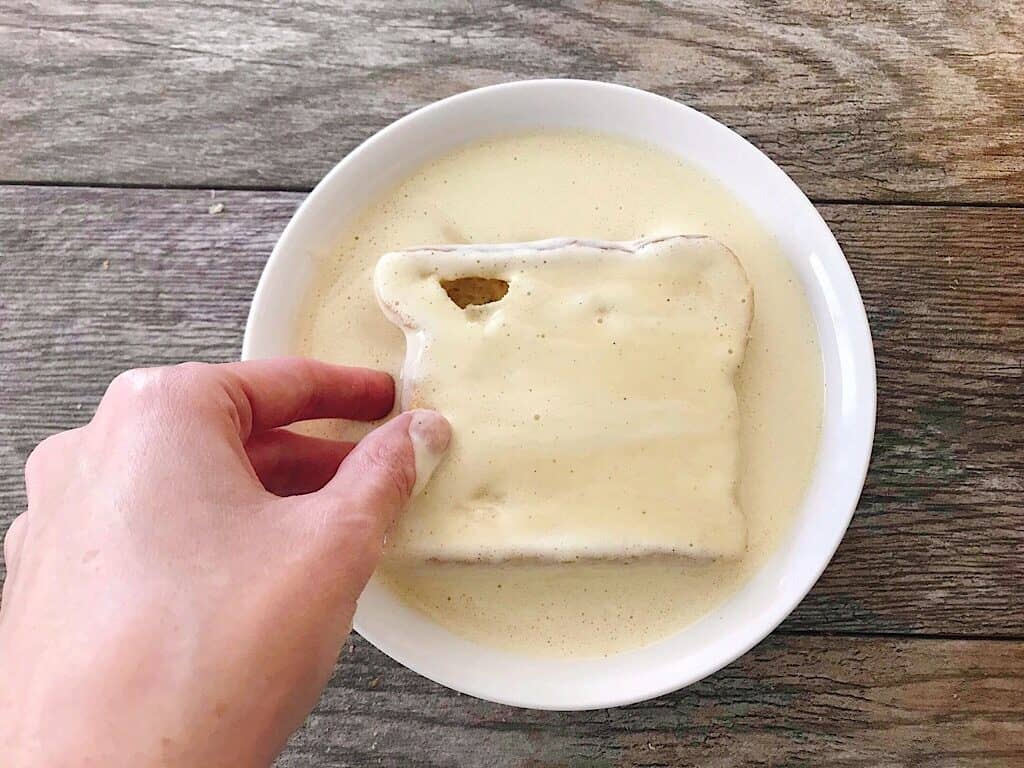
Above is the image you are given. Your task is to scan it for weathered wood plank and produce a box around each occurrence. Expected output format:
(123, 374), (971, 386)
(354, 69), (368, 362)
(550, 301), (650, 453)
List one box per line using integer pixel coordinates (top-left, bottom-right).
(3, 1), (1024, 202)
(790, 203), (1024, 636)
(274, 633), (1024, 767)
(1, 186), (1022, 637)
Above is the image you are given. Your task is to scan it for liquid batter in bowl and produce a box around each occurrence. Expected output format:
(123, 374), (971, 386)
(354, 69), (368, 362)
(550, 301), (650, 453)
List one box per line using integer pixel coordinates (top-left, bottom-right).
(296, 131), (823, 657)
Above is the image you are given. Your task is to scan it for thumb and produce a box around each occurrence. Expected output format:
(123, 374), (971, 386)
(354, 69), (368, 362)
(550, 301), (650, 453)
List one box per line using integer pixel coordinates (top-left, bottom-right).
(297, 409), (451, 591)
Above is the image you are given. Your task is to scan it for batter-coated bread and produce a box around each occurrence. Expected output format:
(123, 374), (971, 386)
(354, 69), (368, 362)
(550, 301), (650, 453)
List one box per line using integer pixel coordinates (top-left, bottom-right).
(374, 236), (753, 562)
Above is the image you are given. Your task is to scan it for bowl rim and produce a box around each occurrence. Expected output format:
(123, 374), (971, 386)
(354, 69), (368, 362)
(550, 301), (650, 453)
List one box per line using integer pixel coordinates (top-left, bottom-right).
(243, 78), (877, 710)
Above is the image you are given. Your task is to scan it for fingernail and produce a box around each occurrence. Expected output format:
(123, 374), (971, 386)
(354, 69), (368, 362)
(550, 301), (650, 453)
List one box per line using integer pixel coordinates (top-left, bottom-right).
(408, 410), (451, 496)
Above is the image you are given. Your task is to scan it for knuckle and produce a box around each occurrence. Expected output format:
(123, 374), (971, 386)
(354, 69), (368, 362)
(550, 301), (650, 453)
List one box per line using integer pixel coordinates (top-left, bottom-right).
(24, 430), (75, 482)
(107, 367), (171, 403)
(173, 361), (213, 387)
(23, 442), (48, 482)
(105, 364), (211, 409)
(362, 441), (416, 502)
(4, 514), (27, 563)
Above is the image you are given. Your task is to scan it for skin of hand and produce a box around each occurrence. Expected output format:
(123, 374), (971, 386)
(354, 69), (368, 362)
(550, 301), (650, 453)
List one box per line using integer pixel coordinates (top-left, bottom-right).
(0, 358), (451, 768)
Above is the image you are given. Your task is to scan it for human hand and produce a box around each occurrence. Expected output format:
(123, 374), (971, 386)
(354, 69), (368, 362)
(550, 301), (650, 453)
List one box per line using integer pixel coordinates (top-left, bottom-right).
(0, 358), (450, 768)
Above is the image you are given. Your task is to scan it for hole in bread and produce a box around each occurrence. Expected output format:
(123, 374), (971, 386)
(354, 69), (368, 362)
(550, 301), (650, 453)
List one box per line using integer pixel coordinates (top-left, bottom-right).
(441, 277), (509, 308)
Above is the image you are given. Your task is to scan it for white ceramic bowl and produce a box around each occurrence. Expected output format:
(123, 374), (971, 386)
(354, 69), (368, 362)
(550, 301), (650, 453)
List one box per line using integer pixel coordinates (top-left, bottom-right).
(243, 79), (876, 711)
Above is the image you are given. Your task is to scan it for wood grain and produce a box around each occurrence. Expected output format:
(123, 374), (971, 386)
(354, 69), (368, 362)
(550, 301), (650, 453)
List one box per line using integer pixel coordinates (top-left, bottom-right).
(3, 4), (1022, 762)
(275, 633), (1024, 767)
(1, 185), (1021, 636)
(791, 203), (1024, 636)
(3, 1), (1024, 202)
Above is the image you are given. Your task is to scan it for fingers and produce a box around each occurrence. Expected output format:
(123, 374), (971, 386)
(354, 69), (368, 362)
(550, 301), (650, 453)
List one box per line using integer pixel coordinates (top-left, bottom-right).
(246, 429), (356, 497)
(295, 410), (451, 588)
(216, 358), (395, 440)
(99, 360), (393, 441)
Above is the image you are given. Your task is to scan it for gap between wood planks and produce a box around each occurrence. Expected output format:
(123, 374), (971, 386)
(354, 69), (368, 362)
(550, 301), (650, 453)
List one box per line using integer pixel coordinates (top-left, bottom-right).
(4, 179), (1024, 210)
(774, 629), (1024, 643)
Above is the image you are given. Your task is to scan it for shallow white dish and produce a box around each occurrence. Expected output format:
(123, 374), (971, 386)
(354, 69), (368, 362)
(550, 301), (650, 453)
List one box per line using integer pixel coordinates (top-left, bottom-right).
(243, 79), (876, 711)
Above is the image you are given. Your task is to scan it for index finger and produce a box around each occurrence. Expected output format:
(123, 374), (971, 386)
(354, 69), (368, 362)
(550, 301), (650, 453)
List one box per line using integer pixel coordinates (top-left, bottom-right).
(215, 357), (395, 439)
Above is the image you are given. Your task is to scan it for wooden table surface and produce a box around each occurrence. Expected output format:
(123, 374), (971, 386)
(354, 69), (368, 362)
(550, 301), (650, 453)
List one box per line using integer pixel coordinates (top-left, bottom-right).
(2, 3), (1022, 766)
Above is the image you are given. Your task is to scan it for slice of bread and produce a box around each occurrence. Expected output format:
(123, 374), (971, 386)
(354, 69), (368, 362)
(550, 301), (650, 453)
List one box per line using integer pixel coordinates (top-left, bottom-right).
(375, 236), (753, 562)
